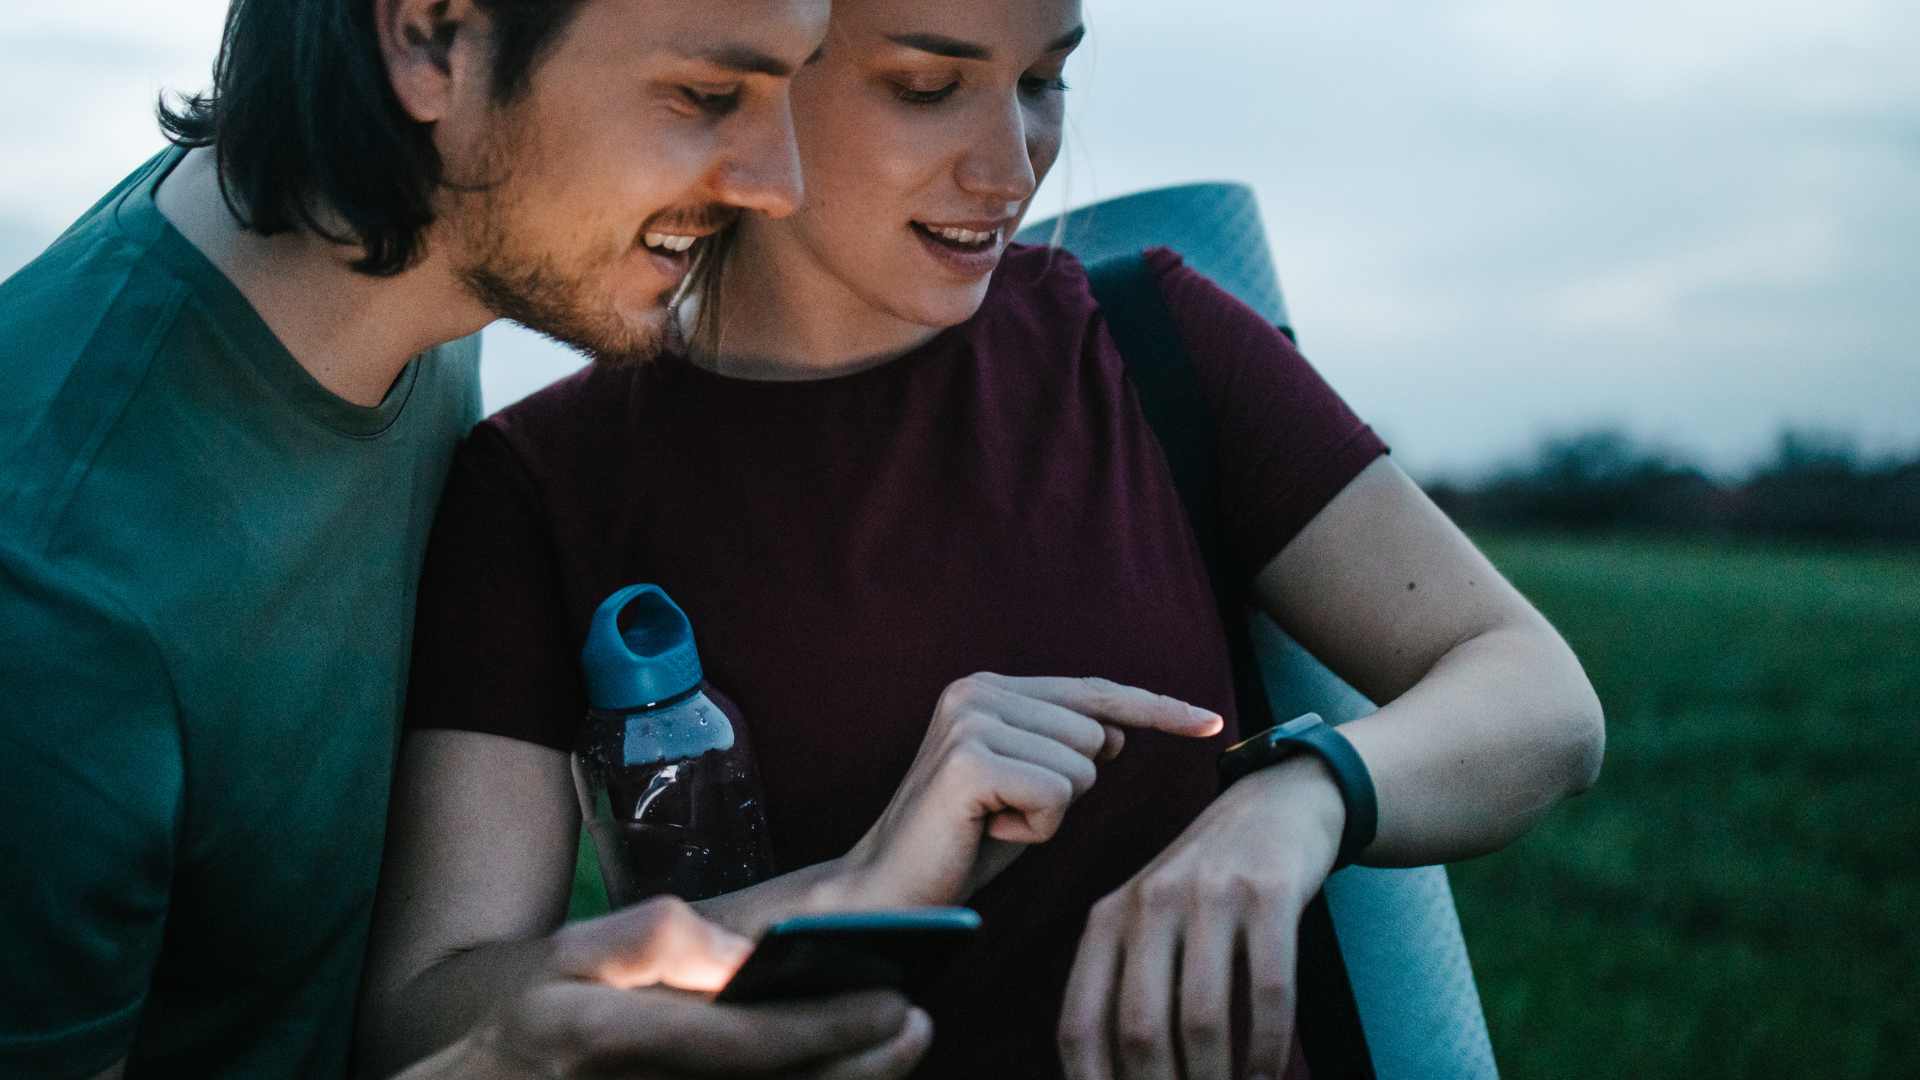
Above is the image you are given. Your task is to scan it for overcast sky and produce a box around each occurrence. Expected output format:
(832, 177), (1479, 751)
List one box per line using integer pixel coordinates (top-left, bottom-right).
(4, 2), (1914, 478)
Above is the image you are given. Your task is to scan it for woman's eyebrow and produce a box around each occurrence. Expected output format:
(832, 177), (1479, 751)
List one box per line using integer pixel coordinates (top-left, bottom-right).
(1047, 25), (1088, 53)
(885, 25), (1086, 62)
(887, 32), (991, 61)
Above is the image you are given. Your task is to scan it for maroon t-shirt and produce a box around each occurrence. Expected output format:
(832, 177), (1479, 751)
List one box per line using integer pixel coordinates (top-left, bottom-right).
(407, 245), (1386, 1076)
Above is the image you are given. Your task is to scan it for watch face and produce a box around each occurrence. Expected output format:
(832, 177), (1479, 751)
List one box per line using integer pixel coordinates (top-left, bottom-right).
(1222, 714), (1323, 756)
(1276, 713), (1323, 738)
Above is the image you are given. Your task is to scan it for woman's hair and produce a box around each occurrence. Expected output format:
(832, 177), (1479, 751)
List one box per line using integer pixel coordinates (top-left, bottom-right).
(159, 0), (585, 277)
(674, 227), (738, 360)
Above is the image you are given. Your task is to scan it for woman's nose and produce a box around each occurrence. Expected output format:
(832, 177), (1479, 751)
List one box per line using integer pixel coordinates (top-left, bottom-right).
(955, 97), (1040, 205)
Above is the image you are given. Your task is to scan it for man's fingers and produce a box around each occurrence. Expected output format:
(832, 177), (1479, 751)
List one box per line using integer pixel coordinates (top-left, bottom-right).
(974, 674), (1223, 738)
(1177, 914), (1237, 1080)
(733, 994), (922, 1077)
(554, 896), (751, 991)
(1240, 903), (1301, 1080)
(1059, 898), (1125, 1080)
(797, 1006), (934, 1080)
(543, 986), (914, 1075)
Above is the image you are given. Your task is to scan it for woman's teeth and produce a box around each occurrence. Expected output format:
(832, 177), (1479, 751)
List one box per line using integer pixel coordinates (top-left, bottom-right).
(916, 223), (998, 247)
(643, 232), (697, 254)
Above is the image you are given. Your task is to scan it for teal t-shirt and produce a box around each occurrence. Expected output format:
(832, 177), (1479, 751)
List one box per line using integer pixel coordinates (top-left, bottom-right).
(0, 149), (482, 1077)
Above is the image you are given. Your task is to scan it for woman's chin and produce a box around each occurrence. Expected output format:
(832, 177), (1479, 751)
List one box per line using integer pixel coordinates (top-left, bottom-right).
(882, 280), (995, 334)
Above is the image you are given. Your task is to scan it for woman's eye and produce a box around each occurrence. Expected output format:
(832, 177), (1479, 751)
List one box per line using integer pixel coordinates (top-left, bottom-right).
(680, 86), (742, 117)
(895, 81), (960, 105)
(1020, 75), (1071, 96)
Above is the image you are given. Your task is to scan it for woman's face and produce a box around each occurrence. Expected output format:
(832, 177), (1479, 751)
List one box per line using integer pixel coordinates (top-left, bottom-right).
(760, 0), (1084, 333)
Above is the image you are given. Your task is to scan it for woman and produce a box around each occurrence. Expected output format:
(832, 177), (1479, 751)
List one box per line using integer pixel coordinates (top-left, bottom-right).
(362, 2), (1605, 1078)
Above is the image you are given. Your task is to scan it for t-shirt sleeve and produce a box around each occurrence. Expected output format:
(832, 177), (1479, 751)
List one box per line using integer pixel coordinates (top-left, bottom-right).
(1144, 247), (1389, 581)
(0, 547), (180, 1077)
(406, 423), (584, 752)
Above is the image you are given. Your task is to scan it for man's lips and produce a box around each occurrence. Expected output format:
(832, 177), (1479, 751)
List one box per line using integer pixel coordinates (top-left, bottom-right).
(641, 231), (701, 254)
(638, 209), (738, 257)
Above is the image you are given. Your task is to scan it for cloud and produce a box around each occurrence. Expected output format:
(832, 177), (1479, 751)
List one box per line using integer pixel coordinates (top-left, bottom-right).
(5, 0), (1915, 476)
(1547, 215), (1844, 334)
(0, 214), (46, 276)
(0, 6), (222, 232)
(1, 5), (222, 57)
(1051, 2), (1920, 470)
(1449, 0), (1920, 108)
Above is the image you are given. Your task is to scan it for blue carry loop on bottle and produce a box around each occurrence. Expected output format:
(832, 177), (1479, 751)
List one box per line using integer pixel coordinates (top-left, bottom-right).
(1021, 182), (1499, 1080)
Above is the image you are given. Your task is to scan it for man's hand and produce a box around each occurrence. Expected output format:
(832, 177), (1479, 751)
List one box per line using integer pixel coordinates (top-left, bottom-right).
(1056, 758), (1345, 1080)
(393, 897), (932, 1079)
(839, 674), (1223, 908)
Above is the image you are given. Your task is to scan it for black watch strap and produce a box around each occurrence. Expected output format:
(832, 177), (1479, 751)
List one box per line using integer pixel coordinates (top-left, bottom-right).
(1219, 712), (1379, 869)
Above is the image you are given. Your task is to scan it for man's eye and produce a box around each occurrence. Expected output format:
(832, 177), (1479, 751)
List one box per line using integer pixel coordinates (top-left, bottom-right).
(895, 81), (960, 105)
(681, 87), (741, 117)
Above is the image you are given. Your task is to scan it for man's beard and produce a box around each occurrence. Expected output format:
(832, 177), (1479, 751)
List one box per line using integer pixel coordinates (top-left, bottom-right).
(443, 122), (683, 367)
(459, 244), (677, 368)
(452, 199), (679, 368)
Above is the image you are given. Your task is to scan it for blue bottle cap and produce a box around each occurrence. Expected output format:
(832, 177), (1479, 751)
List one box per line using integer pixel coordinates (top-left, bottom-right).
(581, 585), (705, 712)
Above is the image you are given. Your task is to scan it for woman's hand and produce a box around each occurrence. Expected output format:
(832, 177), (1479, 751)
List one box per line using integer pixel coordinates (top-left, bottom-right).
(1057, 757), (1345, 1080)
(837, 673), (1223, 908)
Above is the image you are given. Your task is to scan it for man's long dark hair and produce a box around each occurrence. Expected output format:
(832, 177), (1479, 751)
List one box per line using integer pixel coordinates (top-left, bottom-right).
(159, 0), (584, 277)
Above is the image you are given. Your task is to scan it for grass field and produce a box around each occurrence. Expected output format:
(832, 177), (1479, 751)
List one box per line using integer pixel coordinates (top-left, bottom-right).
(1453, 531), (1920, 1079)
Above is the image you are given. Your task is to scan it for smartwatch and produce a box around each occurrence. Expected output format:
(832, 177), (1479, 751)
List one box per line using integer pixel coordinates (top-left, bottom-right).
(1218, 712), (1378, 869)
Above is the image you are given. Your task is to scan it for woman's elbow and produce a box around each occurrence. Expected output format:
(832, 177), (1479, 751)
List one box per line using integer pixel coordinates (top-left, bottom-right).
(1511, 615), (1605, 800)
(1557, 672), (1606, 797)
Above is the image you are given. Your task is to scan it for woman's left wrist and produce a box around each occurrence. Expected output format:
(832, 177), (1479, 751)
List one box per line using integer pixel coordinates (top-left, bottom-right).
(1227, 754), (1348, 869)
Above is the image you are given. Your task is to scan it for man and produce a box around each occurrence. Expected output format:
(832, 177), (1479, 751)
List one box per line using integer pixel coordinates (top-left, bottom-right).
(0, 1), (929, 1076)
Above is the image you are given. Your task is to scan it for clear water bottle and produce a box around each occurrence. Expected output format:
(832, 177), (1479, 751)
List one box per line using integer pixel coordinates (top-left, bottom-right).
(574, 585), (775, 906)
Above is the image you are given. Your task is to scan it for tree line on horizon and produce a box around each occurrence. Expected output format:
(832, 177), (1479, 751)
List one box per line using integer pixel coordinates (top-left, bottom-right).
(1424, 429), (1920, 545)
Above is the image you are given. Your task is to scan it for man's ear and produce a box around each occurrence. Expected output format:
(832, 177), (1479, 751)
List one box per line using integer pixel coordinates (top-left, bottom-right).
(377, 0), (487, 124)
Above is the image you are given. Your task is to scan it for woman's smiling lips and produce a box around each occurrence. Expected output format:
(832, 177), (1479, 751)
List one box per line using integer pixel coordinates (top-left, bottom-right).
(909, 217), (1014, 278)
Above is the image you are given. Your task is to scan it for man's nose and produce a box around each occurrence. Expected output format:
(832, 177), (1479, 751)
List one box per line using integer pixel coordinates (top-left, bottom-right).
(709, 97), (805, 219)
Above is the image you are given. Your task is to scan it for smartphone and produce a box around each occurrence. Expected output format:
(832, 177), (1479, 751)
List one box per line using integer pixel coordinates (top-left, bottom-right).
(715, 907), (981, 1004)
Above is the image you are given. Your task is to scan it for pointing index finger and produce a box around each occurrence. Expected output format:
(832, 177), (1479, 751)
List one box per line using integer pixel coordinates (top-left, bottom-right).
(978, 674), (1224, 738)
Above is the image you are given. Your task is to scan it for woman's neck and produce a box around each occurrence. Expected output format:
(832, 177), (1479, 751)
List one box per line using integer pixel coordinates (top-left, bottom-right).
(693, 223), (944, 382)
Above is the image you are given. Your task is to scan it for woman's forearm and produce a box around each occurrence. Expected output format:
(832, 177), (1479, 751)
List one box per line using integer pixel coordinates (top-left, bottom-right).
(691, 856), (864, 937)
(1334, 615), (1604, 866)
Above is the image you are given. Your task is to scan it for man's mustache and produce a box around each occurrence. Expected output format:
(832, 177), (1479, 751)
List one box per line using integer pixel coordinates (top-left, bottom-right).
(642, 206), (741, 235)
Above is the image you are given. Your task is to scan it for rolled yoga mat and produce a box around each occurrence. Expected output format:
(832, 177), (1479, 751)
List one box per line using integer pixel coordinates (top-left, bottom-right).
(1019, 183), (1501, 1080)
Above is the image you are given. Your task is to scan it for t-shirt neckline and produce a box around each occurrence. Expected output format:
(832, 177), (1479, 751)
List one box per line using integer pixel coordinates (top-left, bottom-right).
(110, 147), (422, 440)
(663, 323), (967, 395)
